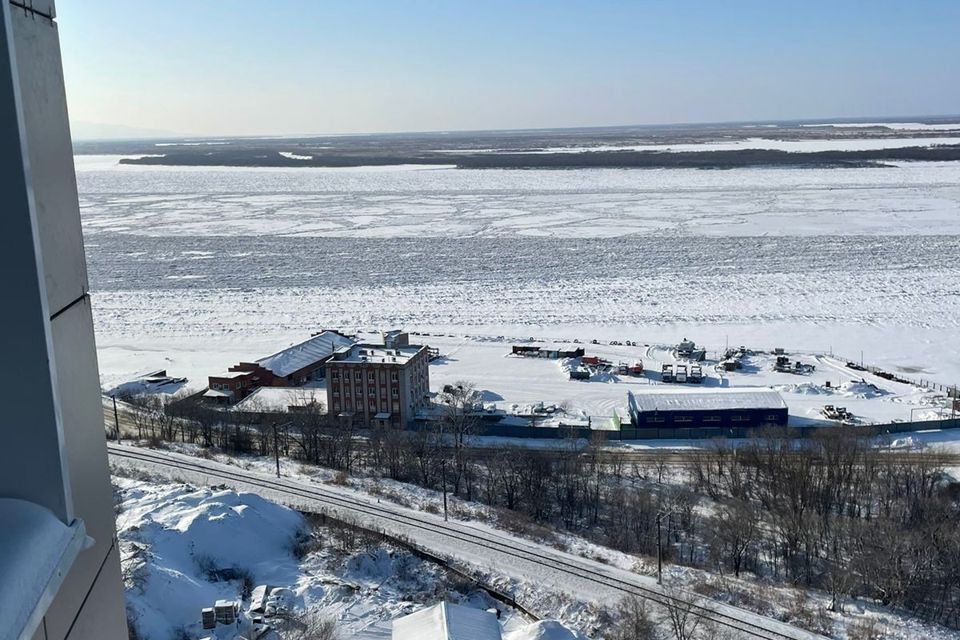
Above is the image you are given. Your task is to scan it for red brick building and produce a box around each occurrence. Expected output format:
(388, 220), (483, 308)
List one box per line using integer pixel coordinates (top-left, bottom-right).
(325, 340), (431, 427)
(204, 369), (258, 403)
(205, 331), (354, 403)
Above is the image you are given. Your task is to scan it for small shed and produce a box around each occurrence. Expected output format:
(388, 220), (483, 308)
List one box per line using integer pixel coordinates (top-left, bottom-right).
(392, 602), (502, 640)
(512, 345), (541, 356)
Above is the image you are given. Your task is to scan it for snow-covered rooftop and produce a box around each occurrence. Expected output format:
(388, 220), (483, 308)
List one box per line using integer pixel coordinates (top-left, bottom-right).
(629, 387), (787, 413)
(392, 601), (502, 640)
(202, 388), (233, 399)
(233, 386), (324, 412)
(335, 343), (424, 365)
(0, 499), (88, 640)
(209, 370), (249, 379)
(257, 331), (354, 377)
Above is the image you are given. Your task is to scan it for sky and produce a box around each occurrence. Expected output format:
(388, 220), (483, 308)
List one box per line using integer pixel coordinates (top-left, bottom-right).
(56, 0), (960, 138)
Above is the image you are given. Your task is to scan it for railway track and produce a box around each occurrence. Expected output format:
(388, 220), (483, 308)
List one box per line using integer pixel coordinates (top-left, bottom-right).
(109, 443), (823, 640)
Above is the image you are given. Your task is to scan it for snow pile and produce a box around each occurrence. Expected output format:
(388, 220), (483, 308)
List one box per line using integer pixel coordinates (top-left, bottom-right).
(558, 357), (580, 375)
(773, 382), (833, 395)
(505, 620), (590, 640)
(117, 479), (306, 640)
(840, 380), (887, 399)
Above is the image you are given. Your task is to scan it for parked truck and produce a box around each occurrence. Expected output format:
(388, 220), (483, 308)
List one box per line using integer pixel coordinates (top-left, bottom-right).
(689, 364), (704, 383)
(674, 365), (688, 383)
(661, 364), (675, 383)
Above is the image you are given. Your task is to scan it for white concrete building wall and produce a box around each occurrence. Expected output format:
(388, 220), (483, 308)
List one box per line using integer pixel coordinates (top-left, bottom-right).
(2, 1), (127, 638)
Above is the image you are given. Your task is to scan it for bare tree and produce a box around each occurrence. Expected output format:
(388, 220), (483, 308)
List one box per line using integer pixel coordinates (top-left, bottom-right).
(611, 596), (660, 640)
(661, 587), (706, 640)
(437, 381), (482, 498)
(709, 499), (759, 578)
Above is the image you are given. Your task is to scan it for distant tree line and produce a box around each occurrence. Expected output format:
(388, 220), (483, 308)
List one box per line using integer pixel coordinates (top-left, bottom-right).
(117, 145), (960, 170)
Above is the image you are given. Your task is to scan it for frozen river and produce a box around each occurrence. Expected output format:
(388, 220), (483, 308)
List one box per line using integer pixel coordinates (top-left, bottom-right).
(76, 157), (960, 391)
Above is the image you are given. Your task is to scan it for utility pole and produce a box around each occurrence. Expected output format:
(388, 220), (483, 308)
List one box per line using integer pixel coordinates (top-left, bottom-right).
(441, 458), (449, 522)
(272, 423), (280, 478)
(112, 394), (121, 442)
(656, 512), (663, 585)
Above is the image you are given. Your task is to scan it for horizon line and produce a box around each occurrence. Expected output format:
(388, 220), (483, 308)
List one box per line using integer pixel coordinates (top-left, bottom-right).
(71, 112), (960, 143)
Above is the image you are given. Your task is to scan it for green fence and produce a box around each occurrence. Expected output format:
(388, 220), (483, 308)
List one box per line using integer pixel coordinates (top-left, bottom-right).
(467, 417), (960, 441)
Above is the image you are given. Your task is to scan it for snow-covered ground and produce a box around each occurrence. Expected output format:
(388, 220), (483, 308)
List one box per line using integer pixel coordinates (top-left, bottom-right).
(425, 336), (953, 426)
(97, 329), (957, 429)
(115, 476), (580, 640)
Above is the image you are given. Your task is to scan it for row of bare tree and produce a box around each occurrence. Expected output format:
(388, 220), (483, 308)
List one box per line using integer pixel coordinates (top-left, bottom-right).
(689, 430), (960, 624)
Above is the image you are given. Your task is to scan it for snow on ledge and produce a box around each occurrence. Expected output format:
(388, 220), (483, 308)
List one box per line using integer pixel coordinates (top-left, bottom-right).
(0, 499), (88, 640)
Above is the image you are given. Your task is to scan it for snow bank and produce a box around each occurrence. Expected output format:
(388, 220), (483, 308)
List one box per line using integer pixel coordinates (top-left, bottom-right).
(772, 382), (833, 395)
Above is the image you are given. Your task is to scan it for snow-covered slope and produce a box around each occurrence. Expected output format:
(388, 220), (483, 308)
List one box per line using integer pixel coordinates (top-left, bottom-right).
(115, 477), (586, 640)
(117, 480), (305, 639)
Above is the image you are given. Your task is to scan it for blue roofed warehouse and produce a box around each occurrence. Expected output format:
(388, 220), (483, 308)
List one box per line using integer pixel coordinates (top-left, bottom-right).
(627, 387), (788, 430)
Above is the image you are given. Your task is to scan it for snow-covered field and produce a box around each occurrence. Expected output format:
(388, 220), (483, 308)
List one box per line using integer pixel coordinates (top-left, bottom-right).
(76, 156), (960, 412)
(424, 337), (951, 426)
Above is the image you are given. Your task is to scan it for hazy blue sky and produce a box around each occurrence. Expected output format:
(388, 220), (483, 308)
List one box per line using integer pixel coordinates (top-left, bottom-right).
(57, 1), (960, 137)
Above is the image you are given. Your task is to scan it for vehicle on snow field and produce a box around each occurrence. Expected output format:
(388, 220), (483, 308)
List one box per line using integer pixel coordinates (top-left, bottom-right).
(822, 405), (854, 422)
(661, 363), (675, 383)
(674, 364), (688, 383)
(689, 364), (703, 383)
